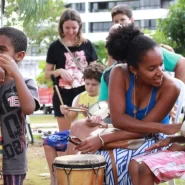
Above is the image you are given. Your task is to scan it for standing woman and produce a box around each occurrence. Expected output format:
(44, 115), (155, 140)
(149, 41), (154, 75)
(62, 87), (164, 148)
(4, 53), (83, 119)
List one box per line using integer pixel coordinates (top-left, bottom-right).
(45, 9), (97, 131)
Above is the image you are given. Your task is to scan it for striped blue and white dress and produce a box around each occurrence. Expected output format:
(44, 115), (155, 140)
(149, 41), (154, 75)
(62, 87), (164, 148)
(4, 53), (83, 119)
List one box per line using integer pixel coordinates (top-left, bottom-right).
(96, 73), (169, 185)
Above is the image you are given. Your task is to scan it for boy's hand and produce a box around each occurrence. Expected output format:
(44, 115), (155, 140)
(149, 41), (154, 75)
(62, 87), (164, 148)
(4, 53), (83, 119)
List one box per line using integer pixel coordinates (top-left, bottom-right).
(145, 137), (171, 152)
(60, 105), (69, 115)
(86, 116), (103, 127)
(0, 67), (5, 82)
(0, 54), (19, 78)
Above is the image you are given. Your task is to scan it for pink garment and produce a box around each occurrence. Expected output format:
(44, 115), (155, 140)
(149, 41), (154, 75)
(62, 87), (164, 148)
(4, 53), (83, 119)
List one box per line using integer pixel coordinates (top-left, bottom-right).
(133, 150), (185, 184)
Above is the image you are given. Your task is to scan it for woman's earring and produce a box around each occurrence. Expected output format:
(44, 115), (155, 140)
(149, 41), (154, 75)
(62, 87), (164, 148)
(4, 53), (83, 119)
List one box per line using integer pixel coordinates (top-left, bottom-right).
(134, 73), (137, 79)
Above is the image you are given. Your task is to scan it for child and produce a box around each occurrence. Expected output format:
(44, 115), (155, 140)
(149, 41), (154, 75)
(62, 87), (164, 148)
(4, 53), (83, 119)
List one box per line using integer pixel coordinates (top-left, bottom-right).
(43, 63), (105, 185)
(129, 134), (185, 185)
(0, 27), (40, 185)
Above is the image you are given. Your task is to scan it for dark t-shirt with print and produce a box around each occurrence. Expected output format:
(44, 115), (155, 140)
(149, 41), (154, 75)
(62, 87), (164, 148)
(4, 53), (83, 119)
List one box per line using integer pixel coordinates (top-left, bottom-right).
(0, 78), (40, 175)
(46, 39), (98, 87)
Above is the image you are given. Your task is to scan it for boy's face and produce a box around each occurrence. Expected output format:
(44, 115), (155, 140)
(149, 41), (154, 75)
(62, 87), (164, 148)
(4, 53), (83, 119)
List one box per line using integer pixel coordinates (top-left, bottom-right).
(112, 13), (134, 26)
(85, 78), (100, 97)
(0, 35), (24, 62)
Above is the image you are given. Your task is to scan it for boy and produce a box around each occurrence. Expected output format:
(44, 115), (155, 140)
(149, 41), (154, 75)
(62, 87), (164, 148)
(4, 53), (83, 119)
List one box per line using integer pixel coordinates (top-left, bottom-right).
(99, 4), (185, 102)
(43, 63), (105, 185)
(0, 27), (40, 185)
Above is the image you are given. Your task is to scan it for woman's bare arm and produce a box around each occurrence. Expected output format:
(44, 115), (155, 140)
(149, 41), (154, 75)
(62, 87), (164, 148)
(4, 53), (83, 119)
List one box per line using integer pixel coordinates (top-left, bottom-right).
(109, 64), (180, 134)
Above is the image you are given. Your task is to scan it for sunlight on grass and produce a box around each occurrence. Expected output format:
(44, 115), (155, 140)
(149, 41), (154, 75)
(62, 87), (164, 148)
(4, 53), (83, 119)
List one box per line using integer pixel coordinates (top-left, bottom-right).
(29, 114), (56, 124)
(160, 179), (185, 185)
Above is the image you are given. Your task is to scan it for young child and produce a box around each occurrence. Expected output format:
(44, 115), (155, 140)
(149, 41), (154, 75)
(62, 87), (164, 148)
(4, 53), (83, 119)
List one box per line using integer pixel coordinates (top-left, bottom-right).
(0, 27), (40, 185)
(43, 63), (105, 185)
(129, 134), (185, 185)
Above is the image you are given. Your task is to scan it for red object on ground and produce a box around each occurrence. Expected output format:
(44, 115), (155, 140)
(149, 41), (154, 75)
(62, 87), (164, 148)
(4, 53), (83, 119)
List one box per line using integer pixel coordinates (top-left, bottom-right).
(38, 88), (54, 114)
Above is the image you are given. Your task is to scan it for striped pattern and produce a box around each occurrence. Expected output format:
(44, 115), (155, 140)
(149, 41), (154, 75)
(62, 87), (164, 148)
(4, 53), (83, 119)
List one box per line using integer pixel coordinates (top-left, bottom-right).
(4, 174), (26, 185)
(95, 134), (166, 185)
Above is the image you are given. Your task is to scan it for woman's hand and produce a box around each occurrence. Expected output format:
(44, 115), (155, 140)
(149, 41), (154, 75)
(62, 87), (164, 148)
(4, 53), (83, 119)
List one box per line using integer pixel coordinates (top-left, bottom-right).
(145, 137), (171, 152)
(57, 68), (73, 82)
(74, 135), (102, 154)
(160, 123), (182, 135)
(85, 116), (103, 127)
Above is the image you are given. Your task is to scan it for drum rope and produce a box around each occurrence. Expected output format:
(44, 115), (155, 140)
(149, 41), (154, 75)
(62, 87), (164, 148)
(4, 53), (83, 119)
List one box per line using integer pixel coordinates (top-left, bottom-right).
(52, 164), (57, 185)
(92, 165), (101, 185)
(64, 167), (73, 185)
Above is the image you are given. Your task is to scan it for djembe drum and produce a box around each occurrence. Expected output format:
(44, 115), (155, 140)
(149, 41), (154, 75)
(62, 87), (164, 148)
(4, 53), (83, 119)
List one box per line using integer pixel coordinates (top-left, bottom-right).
(53, 154), (106, 185)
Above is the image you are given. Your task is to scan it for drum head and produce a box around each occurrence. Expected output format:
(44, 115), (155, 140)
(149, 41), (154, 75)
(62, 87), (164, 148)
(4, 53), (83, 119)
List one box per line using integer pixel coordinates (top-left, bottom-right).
(88, 101), (110, 119)
(53, 154), (106, 169)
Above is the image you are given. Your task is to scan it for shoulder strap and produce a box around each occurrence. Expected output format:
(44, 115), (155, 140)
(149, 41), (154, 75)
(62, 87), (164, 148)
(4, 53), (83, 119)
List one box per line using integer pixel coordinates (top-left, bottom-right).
(60, 39), (83, 72)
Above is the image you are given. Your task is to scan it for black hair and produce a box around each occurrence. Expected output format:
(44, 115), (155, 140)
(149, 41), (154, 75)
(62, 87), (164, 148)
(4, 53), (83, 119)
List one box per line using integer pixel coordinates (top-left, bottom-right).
(0, 27), (27, 52)
(105, 24), (158, 68)
(111, 4), (133, 19)
(83, 63), (105, 83)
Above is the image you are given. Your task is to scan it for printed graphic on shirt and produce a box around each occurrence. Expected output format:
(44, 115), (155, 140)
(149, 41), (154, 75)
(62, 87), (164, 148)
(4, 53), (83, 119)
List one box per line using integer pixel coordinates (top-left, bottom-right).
(59, 50), (87, 89)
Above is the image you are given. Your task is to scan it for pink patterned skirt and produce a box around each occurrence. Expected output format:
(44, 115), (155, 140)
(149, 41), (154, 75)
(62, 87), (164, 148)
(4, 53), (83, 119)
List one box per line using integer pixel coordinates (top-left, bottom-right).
(133, 150), (185, 184)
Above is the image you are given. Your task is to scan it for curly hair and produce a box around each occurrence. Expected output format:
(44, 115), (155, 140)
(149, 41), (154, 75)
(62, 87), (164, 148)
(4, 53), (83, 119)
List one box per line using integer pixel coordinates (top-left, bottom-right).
(0, 27), (27, 52)
(83, 63), (105, 83)
(58, 9), (86, 46)
(111, 4), (133, 19)
(105, 24), (157, 68)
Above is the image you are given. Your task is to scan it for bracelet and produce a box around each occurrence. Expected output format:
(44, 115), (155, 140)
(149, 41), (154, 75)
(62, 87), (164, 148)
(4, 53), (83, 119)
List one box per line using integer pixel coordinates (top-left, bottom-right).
(97, 133), (104, 146)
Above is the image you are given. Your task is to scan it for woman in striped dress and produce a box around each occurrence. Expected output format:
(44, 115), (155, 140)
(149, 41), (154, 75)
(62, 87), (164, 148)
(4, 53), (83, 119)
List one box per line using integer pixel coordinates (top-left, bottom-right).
(75, 25), (182, 185)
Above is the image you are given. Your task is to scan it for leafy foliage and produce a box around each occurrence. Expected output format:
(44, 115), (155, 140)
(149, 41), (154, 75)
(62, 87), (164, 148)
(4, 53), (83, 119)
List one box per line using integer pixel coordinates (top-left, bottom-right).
(5, 0), (65, 47)
(154, 0), (185, 55)
(93, 40), (108, 66)
(36, 61), (52, 87)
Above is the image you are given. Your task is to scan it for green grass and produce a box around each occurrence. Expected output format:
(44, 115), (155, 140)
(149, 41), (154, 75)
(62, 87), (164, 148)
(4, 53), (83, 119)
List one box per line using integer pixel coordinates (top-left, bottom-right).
(161, 179), (185, 185)
(29, 114), (56, 124)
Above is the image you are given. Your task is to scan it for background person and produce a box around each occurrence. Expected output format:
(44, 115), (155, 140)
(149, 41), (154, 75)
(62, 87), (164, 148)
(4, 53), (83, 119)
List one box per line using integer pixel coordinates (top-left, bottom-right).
(74, 25), (182, 185)
(45, 9), (97, 132)
(0, 27), (40, 185)
(43, 63), (104, 185)
(106, 4), (185, 84)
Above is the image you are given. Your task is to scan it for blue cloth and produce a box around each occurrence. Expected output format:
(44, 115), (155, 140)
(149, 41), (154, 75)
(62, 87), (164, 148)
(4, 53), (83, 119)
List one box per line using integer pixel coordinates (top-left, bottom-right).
(43, 130), (70, 152)
(126, 73), (169, 124)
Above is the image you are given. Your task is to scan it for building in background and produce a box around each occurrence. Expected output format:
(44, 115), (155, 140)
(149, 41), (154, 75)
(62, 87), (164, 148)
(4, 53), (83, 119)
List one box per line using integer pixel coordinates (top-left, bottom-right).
(65, 0), (176, 41)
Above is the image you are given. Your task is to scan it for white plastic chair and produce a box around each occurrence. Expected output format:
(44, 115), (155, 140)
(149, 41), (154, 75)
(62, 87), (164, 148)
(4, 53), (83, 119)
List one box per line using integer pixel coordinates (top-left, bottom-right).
(157, 79), (185, 185)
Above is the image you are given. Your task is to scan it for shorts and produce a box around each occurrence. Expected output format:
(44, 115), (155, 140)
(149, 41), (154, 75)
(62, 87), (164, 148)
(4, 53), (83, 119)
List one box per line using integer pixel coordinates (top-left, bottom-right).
(4, 174), (26, 185)
(53, 85), (85, 117)
(133, 150), (185, 184)
(43, 130), (70, 152)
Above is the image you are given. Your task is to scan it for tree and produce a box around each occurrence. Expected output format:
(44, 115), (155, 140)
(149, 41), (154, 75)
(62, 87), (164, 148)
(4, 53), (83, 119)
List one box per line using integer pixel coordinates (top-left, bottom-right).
(5, 0), (65, 47)
(93, 40), (108, 66)
(155, 0), (185, 55)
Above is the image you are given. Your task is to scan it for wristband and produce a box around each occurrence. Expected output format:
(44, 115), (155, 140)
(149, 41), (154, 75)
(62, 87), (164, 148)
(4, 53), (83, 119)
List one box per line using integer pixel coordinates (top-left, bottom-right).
(97, 133), (104, 146)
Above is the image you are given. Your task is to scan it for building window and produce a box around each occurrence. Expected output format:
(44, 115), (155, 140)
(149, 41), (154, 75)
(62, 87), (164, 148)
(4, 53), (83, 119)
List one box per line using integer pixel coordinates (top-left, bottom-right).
(89, 22), (112, 32)
(140, 19), (156, 30)
(65, 3), (85, 13)
(82, 22), (85, 33)
(140, 0), (160, 9)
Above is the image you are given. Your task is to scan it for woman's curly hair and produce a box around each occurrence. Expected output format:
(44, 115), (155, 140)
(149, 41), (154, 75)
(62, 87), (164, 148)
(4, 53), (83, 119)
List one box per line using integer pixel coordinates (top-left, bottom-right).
(83, 63), (105, 83)
(106, 24), (158, 68)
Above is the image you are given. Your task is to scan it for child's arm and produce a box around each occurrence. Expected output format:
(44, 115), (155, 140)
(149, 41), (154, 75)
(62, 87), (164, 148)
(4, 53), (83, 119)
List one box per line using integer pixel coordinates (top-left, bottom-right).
(60, 94), (80, 122)
(0, 54), (37, 114)
(146, 135), (185, 152)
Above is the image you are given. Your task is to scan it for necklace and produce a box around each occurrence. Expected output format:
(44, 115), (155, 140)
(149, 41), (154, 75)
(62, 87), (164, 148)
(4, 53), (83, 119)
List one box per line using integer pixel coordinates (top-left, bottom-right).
(133, 80), (153, 119)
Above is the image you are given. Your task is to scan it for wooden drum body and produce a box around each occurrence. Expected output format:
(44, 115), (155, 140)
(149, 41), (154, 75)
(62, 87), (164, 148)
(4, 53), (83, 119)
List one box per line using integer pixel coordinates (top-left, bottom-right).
(53, 154), (106, 185)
